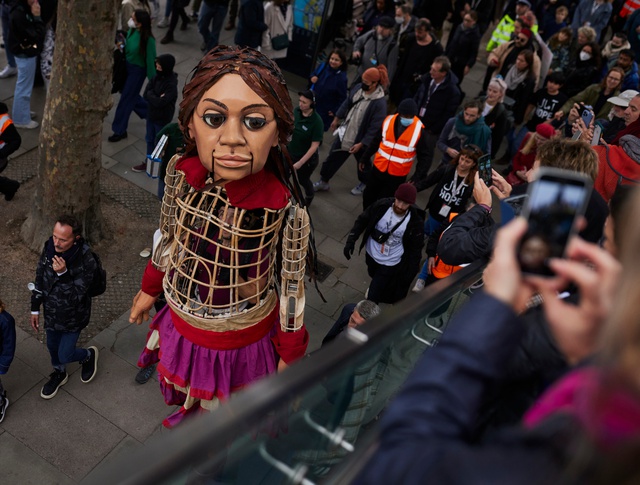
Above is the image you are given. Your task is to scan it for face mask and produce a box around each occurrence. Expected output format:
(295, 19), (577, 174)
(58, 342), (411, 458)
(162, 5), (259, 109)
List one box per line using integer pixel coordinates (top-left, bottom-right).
(399, 117), (413, 126)
(395, 16), (404, 24)
(362, 83), (373, 92)
(579, 51), (592, 61)
(127, 18), (136, 29)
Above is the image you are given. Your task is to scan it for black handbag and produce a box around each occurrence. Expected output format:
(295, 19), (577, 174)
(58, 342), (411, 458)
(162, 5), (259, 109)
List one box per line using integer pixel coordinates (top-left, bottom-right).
(271, 33), (290, 50)
(370, 212), (409, 244)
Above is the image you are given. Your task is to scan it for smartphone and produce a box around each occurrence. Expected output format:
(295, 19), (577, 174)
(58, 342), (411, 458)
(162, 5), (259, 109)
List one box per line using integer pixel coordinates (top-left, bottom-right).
(580, 105), (594, 127)
(477, 154), (492, 186)
(571, 130), (582, 140)
(518, 168), (592, 276)
(591, 124), (602, 146)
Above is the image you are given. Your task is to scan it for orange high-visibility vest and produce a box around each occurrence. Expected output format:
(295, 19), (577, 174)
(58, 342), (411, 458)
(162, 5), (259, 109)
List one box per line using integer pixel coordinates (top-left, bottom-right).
(373, 114), (424, 177)
(0, 114), (12, 150)
(621, 0), (640, 17)
(431, 213), (464, 279)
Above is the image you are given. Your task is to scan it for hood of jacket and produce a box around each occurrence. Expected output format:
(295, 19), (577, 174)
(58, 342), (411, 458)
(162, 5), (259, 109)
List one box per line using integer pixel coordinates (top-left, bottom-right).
(156, 54), (175, 75)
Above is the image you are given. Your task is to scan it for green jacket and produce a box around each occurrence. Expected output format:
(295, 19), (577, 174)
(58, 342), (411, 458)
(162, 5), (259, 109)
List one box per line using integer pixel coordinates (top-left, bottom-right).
(560, 84), (620, 120)
(125, 28), (157, 80)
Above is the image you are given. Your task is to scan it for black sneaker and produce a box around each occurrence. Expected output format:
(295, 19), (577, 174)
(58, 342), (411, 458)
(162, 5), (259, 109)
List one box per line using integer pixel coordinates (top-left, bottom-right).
(135, 363), (157, 384)
(41, 370), (68, 399)
(0, 392), (8, 423)
(81, 346), (99, 383)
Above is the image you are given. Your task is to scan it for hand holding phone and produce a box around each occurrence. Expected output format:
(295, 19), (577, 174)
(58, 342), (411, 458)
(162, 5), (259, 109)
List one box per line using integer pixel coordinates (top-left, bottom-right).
(477, 154), (492, 186)
(518, 168), (592, 276)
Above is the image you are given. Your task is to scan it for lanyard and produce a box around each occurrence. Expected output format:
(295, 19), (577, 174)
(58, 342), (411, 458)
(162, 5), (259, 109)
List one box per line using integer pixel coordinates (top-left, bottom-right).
(452, 172), (466, 197)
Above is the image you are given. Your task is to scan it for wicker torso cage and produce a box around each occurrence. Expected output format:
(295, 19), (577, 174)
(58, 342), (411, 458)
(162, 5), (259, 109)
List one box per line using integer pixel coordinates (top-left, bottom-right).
(152, 158), (310, 333)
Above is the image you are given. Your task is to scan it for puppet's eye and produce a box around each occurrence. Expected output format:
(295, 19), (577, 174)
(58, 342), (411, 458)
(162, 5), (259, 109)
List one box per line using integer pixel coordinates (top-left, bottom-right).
(243, 117), (268, 130)
(203, 113), (225, 128)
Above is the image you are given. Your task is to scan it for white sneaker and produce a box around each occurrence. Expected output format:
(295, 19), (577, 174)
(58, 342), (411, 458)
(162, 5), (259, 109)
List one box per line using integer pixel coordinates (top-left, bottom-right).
(0, 65), (17, 78)
(412, 278), (425, 293)
(313, 180), (330, 192)
(157, 17), (169, 28)
(350, 182), (366, 195)
(14, 120), (39, 129)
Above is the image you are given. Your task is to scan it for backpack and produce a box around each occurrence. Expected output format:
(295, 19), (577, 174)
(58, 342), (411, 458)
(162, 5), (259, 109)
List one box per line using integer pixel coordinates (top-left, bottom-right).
(89, 251), (107, 297)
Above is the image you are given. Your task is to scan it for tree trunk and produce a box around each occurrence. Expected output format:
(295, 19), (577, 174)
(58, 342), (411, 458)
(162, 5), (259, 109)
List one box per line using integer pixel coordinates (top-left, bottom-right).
(21, 0), (120, 250)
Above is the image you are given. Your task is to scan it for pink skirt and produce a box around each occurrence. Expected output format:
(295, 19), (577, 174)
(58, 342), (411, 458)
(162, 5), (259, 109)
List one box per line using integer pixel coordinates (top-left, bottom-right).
(138, 305), (278, 428)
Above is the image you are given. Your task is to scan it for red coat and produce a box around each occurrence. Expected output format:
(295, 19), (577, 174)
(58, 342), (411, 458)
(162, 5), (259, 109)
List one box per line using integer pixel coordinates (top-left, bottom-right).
(592, 145), (640, 203)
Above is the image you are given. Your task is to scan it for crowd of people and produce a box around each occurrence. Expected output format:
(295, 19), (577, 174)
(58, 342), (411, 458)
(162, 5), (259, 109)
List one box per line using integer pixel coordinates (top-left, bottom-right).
(2, 0), (640, 481)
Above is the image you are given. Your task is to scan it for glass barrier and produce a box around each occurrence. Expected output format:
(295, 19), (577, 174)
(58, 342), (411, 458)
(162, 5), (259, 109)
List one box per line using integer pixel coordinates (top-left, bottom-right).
(88, 260), (486, 485)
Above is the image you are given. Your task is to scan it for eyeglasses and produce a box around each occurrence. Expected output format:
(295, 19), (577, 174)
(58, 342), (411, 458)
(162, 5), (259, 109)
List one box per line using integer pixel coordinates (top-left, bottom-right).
(516, 36), (528, 42)
(607, 75), (622, 82)
(464, 144), (482, 155)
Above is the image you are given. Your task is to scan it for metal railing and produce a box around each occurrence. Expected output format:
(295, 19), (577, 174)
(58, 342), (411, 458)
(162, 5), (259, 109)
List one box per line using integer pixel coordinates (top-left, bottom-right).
(88, 259), (487, 485)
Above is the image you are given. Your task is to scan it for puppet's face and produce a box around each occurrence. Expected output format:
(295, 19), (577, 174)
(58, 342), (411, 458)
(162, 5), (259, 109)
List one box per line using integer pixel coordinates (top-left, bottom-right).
(188, 74), (279, 182)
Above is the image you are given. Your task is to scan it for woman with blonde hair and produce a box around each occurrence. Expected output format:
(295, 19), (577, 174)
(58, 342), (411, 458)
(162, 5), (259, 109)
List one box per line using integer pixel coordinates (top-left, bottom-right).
(478, 77), (510, 157)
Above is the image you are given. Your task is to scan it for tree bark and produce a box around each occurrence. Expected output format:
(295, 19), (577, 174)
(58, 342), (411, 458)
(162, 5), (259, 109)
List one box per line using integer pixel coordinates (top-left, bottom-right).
(21, 0), (120, 250)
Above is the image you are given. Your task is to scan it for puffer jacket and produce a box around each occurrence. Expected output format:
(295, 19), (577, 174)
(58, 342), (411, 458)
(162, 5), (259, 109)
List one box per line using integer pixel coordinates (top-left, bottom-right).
(31, 238), (97, 333)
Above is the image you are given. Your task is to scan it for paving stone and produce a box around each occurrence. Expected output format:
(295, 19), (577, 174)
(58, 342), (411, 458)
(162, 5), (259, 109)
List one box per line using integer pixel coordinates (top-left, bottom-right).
(0, 432), (74, 485)
(0, 356), (43, 406)
(63, 351), (169, 443)
(1, 386), (126, 482)
(82, 435), (142, 484)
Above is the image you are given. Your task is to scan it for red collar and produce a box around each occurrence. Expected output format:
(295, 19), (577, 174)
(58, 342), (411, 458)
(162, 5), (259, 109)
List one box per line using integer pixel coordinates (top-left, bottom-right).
(175, 156), (290, 210)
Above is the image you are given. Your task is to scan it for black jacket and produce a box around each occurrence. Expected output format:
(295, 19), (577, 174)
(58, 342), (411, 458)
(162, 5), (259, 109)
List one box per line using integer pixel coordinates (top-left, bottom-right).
(346, 198), (425, 302)
(234, 0), (267, 49)
(437, 204), (495, 265)
(481, 99), (512, 157)
(31, 238), (97, 333)
(445, 24), (481, 70)
(413, 71), (462, 134)
(9, 0), (45, 57)
(144, 54), (178, 126)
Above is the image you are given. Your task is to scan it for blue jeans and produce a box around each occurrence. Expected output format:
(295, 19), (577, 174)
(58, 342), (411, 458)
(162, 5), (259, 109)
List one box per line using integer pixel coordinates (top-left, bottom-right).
(198, 2), (227, 51)
(111, 62), (148, 136)
(46, 329), (90, 372)
(165, 0), (173, 18)
(12, 56), (37, 124)
(423, 215), (442, 237)
(1, 3), (15, 67)
(146, 120), (165, 156)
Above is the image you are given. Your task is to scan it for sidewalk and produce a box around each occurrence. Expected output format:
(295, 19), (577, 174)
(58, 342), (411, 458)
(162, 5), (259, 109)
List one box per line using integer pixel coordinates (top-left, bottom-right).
(0, 13), (488, 483)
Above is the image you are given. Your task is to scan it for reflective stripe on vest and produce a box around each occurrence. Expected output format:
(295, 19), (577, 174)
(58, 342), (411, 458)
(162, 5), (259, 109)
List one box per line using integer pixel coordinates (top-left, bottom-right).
(621, 0), (640, 17)
(373, 114), (424, 177)
(0, 114), (12, 150)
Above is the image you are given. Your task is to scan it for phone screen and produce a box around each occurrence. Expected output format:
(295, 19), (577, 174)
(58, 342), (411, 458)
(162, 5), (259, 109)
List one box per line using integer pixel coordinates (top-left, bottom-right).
(591, 125), (602, 146)
(518, 170), (592, 276)
(478, 154), (492, 186)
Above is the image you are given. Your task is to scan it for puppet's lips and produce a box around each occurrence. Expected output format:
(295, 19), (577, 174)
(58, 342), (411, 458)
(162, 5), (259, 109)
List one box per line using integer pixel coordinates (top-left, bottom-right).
(215, 156), (252, 167)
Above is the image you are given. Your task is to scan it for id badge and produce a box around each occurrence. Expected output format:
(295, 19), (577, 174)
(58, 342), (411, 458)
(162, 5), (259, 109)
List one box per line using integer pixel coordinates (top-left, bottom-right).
(419, 107), (425, 117)
(438, 204), (451, 217)
(380, 243), (390, 256)
(369, 57), (378, 66)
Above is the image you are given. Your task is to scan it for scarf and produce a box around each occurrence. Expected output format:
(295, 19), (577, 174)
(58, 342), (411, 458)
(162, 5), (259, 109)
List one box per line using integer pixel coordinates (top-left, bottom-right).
(611, 118), (640, 145)
(451, 112), (491, 151)
(524, 368), (640, 450)
(45, 236), (82, 269)
(504, 63), (529, 91)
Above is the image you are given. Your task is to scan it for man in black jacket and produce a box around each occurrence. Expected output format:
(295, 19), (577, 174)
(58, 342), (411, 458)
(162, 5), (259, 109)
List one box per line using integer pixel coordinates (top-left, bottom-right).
(344, 183), (425, 304)
(413, 56), (462, 170)
(30, 215), (100, 400)
(445, 10), (481, 87)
